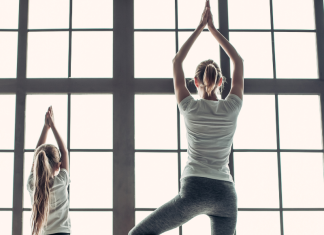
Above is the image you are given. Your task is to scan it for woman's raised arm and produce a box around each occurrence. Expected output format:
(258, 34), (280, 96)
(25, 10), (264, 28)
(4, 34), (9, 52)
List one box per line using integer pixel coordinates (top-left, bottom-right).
(172, 1), (210, 104)
(47, 106), (69, 172)
(207, 1), (244, 100)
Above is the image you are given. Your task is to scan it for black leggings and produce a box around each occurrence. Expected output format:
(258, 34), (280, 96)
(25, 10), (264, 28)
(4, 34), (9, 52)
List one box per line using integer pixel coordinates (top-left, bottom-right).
(129, 176), (238, 235)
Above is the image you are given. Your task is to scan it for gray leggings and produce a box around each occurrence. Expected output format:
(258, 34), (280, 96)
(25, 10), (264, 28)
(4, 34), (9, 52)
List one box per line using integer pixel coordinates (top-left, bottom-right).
(129, 176), (237, 235)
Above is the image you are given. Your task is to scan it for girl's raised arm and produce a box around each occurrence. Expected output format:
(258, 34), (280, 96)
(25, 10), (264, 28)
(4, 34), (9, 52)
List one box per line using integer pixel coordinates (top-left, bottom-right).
(47, 106), (69, 172)
(207, 1), (244, 100)
(172, 1), (210, 104)
(31, 111), (51, 172)
(36, 111), (51, 149)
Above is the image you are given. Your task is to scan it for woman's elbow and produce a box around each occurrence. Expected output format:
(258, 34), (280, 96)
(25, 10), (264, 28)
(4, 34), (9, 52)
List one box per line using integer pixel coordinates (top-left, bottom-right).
(172, 55), (182, 65)
(172, 56), (177, 64)
(234, 57), (244, 67)
(237, 54), (244, 63)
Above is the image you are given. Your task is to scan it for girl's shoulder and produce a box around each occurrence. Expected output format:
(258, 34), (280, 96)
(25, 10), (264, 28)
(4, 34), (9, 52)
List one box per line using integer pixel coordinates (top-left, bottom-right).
(55, 169), (70, 186)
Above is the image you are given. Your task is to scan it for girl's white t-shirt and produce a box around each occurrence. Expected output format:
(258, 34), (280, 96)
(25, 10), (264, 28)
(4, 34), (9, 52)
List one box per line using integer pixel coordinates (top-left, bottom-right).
(178, 94), (243, 182)
(27, 168), (71, 235)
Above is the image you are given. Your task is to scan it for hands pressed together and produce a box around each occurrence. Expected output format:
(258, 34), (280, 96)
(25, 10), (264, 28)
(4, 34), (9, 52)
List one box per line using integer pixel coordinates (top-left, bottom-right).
(44, 106), (55, 129)
(199, 0), (215, 30)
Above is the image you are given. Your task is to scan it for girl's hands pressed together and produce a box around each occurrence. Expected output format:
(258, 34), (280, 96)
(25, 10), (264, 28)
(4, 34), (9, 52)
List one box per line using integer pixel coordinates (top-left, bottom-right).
(47, 106), (55, 128)
(199, 0), (210, 28)
(44, 110), (50, 129)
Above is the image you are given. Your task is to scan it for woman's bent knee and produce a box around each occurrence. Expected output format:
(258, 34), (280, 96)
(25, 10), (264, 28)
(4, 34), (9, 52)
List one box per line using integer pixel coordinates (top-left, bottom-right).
(128, 228), (136, 235)
(128, 227), (143, 235)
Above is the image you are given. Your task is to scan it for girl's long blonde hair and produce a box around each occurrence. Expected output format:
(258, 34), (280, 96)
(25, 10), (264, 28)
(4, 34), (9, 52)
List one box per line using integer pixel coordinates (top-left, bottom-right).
(31, 144), (60, 235)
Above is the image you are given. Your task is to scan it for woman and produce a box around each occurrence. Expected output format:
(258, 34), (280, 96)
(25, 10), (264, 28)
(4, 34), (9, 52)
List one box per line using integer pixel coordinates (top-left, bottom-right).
(129, 0), (243, 234)
(27, 106), (71, 235)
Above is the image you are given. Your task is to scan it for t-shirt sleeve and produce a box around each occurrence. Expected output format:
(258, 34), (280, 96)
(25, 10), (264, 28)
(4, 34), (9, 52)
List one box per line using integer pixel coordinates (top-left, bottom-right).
(224, 94), (243, 114)
(58, 168), (71, 186)
(178, 95), (195, 115)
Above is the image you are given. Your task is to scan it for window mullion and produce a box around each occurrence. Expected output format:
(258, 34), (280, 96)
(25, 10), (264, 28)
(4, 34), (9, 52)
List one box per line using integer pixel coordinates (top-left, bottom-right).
(313, 0), (324, 205)
(218, 0), (234, 180)
(12, 0), (29, 234)
(314, 0), (324, 80)
(113, 0), (135, 235)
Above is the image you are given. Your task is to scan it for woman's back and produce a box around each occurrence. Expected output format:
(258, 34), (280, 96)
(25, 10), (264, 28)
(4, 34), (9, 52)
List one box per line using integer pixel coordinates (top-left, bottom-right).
(179, 94), (242, 182)
(27, 168), (71, 234)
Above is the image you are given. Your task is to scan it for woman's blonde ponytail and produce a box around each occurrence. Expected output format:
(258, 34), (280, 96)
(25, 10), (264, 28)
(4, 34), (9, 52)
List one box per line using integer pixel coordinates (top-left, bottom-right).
(195, 59), (225, 97)
(203, 64), (218, 96)
(31, 150), (52, 235)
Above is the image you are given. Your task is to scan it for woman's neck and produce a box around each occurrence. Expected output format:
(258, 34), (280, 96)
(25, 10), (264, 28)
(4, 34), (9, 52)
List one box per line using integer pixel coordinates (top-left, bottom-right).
(202, 92), (218, 101)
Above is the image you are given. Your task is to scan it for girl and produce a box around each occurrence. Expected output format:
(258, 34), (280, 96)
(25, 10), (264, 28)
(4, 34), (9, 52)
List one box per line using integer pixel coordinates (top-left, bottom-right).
(27, 106), (71, 235)
(129, 0), (244, 234)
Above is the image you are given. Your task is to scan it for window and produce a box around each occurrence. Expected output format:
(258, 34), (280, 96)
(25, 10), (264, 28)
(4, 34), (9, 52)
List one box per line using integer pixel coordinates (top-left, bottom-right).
(2, 0), (324, 234)
(0, 32), (18, 78)
(28, 0), (69, 29)
(27, 32), (69, 78)
(71, 32), (113, 78)
(236, 211), (281, 235)
(23, 94), (113, 234)
(0, 95), (15, 224)
(0, 0), (19, 29)
(233, 95), (324, 235)
(134, 32), (175, 78)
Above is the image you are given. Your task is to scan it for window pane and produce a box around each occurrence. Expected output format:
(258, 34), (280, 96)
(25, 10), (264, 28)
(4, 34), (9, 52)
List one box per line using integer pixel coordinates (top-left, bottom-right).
(25, 199), (113, 235)
(25, 95), (68, 149)
(180, 115), (188, 150)
(178, 0), (219, 29)
(27, 32), (69, 78)
(72, 0), (113, 28)
(71, 95), (113, 149)
(135, 153), (178, 208)
(71, 32), (112, 78)
(273, 0), (315, 29)
(135, 0), (174, 29)
(278, 95), (322, 149)
(233, 95), (277, 149)
(0, 153), (14, 208)
(23, 152), (34, 209)
(0, 212), (12, 235)
(23, 211), (32, 235)
(135, 211), (179, 235)
(182, 215), (210, 235)
(229, 32), (273, 78)
(28, 0), (69, 29)
(0, 0), (19, 29)
(284, 212), (324, 235)
(0, 95), (15, 149)
(0, 32), (18, 78)
(228, 0), (271, 29)
(178, 32), (220, 79)
(70, 212), (112, 234)
(70, 152), (112, 208)
(234, 152), (279, 208)
(135, 95), (177, 149)
(25, 95), (67, 149)
(135, 32), (175, 78)
(275, 33), (318, 79)
(281, 152), (324, 208)
(181, 152), (187, 175)
(236, 212), (280, 235)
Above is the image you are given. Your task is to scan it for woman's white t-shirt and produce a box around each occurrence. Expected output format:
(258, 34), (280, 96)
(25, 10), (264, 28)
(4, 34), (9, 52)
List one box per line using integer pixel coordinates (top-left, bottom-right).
(27, 168), (71, 235)
(178, 94), (243, 182)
